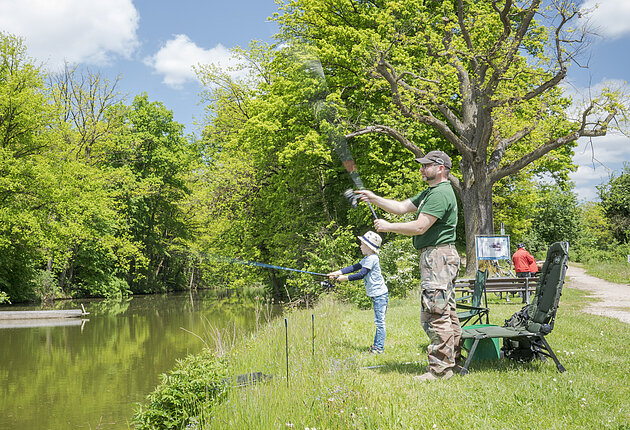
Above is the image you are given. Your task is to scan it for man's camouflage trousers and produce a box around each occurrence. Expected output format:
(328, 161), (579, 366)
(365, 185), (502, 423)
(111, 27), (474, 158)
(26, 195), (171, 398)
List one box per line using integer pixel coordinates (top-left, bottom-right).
(419, 245), (462, 375)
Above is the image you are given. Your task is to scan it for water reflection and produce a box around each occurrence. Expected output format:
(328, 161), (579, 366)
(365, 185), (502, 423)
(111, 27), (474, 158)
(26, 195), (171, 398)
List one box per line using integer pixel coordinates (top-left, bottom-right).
(0, 291), (269, 429)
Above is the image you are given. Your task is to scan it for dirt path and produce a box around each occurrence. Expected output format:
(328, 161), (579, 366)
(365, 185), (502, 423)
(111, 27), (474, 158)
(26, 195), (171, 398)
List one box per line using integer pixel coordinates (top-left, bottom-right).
(565, 264), (630, 324)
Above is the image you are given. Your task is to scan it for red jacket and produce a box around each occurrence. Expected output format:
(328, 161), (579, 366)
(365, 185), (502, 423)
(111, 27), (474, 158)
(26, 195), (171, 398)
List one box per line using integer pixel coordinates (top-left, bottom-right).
(512, 248), (536, 273)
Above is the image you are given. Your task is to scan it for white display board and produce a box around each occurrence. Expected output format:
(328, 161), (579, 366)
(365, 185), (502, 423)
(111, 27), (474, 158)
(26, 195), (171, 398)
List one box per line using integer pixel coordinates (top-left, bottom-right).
(475, 235), (511, 260)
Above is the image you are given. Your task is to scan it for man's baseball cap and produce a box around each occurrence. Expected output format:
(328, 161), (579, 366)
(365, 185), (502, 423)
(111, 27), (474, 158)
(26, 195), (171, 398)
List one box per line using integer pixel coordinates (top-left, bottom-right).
(415, 150), (452, 169)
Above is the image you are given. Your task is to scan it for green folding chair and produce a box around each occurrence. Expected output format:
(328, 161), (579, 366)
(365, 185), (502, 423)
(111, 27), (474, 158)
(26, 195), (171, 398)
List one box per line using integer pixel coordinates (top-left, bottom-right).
(460, 242), (569, 375)
(456, 269), (489, 326)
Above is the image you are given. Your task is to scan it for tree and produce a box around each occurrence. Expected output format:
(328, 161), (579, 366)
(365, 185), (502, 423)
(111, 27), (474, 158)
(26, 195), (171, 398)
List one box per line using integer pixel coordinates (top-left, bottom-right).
(194, 42), (406, 299)
(598, 163), (630, 244)
(0, 33), (55, 301)
(49, 64), (125, 162)
(112, 94), (199, 293)
(525, 184), (580, 253)
(572, 200), (614, 261)
(276, 0), (625, 273)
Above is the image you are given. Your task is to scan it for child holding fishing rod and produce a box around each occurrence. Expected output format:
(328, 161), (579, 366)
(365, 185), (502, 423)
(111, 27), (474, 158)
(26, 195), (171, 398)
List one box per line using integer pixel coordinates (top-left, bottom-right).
(327, 231), (389, 354)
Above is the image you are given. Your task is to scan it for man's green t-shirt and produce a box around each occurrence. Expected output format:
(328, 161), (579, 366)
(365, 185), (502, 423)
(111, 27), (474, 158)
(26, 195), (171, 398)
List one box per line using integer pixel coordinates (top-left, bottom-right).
(409, 181), (458, 250)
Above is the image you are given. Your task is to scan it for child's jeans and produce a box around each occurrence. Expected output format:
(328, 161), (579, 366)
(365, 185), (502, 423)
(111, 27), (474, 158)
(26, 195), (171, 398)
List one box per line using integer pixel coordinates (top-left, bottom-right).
(371, 292), (389, 351)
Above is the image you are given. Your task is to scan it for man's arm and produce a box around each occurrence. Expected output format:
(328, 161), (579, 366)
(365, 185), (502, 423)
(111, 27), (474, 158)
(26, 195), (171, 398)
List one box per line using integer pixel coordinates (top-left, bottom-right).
(374, 212), (438, 236)
(354, 190), (417, 215)
(526, 252), (536, 265)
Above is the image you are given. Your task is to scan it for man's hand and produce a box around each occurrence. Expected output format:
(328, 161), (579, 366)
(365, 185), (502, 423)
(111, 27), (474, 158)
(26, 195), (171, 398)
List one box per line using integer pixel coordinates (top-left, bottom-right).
(354, 189), (376, 202)
(374, 218), (393, 233)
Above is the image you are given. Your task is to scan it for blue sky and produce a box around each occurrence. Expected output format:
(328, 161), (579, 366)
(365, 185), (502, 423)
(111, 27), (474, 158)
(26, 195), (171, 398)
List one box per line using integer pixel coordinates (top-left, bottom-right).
(0, 0), (628, 202)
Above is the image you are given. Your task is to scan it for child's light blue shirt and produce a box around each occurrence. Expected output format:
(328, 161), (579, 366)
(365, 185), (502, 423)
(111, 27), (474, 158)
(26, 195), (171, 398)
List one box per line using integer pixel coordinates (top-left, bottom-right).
(360, 254), (388, 297)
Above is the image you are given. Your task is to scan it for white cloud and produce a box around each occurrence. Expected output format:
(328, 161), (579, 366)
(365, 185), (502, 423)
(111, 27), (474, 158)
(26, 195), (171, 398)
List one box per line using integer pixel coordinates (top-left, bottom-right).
(580, 0), (630, 39)
(0, 0), (139, 69)
(570, 133), (630, 201)
(143, 34), (243, 89)
(559, 77), (630, 201)
(573, 133), (630, 166)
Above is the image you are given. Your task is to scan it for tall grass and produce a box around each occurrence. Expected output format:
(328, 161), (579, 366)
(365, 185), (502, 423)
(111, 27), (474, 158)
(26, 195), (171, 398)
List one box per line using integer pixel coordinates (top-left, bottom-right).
(202, 290), (630, 429)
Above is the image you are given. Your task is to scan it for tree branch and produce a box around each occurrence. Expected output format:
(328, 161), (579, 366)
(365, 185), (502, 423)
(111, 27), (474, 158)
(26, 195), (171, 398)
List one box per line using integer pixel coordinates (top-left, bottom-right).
(345, 124), (421, 157)
(490, 2), (579, 108)
(486, 0), (541, 95)
(487, 125), (536, 171)
(346, 125), (463, 194)
(374, 50), (470, 156)
(489, 104), (616, 182)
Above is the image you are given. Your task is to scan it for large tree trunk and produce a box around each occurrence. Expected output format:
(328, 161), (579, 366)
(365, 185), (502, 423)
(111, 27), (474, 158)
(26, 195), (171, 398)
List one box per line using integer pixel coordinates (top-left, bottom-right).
(459, 180), (494, 276)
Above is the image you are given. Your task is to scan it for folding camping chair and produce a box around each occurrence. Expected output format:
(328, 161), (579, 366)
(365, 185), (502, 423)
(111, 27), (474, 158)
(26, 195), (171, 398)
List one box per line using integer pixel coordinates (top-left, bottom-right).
(459, 242), (569, 375)
(456, 269), (489, 326)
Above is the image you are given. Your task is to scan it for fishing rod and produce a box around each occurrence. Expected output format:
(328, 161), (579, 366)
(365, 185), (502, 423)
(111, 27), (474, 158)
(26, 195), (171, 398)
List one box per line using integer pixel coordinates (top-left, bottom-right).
(213, 256), (335, 290)
(299, 49), (378, 221)
(224, 257), (327, 277)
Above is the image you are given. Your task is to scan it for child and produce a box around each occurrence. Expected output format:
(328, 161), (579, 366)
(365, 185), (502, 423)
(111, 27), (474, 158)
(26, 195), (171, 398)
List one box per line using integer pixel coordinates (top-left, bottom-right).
(327, 231), (389, 354)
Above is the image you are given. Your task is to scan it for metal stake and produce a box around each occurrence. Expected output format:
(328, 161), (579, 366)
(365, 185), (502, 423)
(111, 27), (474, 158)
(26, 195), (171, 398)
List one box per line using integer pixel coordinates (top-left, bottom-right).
(285, 318), (289, 387)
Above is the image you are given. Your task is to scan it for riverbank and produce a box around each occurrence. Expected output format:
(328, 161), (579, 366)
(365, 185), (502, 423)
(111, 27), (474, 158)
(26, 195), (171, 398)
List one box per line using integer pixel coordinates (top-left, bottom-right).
(143, 285), (630, 429)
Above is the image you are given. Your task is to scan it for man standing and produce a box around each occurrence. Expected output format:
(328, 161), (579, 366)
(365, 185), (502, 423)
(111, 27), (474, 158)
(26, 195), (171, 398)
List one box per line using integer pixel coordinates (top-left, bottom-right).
(356, 150), (461, 381)
(512, 243), (537, 278)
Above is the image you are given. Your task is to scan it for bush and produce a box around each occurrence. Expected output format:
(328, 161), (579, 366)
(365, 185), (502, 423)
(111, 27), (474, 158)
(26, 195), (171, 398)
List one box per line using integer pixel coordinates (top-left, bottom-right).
(132, 349), (229, 429)
(33, 269), (60, 302)
(379, 236), (420, 298)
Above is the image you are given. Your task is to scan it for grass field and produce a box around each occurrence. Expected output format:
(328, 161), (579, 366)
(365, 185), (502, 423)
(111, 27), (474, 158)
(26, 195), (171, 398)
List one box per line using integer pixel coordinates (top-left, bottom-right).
(201, 286), (630, 429)
(581, 261), (630, 285)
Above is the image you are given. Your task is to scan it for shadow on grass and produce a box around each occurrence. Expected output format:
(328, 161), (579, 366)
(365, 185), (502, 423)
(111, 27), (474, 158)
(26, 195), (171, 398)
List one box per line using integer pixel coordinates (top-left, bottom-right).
(359, 357), (546, 376)
(333, 339), (375, 354)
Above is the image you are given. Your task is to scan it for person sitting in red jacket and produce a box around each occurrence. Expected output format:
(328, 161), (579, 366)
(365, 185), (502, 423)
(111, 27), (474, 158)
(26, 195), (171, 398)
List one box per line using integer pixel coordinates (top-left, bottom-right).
(512, 243), (537, 278)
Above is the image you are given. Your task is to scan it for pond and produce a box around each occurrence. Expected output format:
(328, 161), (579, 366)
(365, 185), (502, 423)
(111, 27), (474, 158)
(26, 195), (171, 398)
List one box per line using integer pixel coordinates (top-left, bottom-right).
(0, 291), (273, 429)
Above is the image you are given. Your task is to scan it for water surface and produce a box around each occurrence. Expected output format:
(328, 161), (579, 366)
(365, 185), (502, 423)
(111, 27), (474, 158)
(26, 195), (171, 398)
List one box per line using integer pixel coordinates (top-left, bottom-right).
(0, 291), (265, 429)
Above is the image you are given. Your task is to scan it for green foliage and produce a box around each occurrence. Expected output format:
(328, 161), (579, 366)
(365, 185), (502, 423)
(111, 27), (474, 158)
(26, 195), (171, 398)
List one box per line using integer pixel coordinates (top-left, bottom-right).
(133, 348), (229, 430)
(0, 243), (38, 302)
(523, 184), (580, 254)
(580, 250), (630, 285)
(0, 33), (205, 301)
(32, 270), (60, 303)
(272, 224), (375, 308)
(597, 163), (630, 244)
(111, 93), (201, 293)
(379, 236), (420, 298)
(570, 202), (615, 262)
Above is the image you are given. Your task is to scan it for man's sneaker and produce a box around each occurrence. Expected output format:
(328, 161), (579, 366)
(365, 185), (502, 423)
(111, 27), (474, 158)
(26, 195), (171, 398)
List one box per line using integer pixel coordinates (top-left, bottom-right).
(413, 369), (454, 382)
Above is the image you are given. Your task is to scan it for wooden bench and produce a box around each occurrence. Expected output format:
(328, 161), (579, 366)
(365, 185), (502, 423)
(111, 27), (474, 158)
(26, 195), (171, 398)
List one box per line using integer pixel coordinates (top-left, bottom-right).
(455, 276), (539, 304)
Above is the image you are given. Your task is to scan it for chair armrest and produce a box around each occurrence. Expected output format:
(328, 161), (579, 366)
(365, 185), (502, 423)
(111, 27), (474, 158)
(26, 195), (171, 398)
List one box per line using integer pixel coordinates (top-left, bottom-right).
(456, 303), (489, 312)
(456, 294), (473, 303)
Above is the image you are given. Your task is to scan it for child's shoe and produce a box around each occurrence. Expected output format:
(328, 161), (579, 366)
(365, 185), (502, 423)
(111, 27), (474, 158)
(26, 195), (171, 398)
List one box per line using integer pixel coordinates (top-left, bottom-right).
(368, 345), (384, 354)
